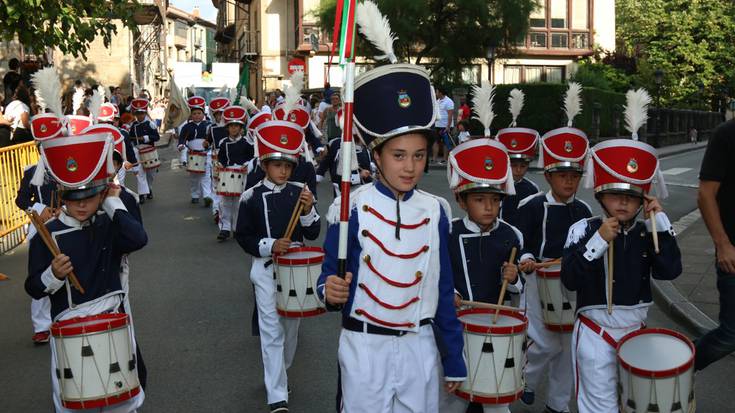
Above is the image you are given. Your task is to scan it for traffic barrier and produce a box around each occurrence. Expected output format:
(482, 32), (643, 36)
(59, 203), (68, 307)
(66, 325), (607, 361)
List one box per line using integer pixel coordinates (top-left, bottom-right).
(0, 142), (38, 254)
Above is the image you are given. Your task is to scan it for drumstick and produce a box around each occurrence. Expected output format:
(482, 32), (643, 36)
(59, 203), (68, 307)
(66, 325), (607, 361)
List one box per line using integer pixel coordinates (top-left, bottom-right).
(0, 273), (9, 281)
(493, 247), (518, 323)
(284, 202), (305, 241)
(460, 300), (523, 314)
(650, 210), (660, 254)
(27, 211), (85, 294)
(607, 239), (614, 315)
(534, 258), (562, 270)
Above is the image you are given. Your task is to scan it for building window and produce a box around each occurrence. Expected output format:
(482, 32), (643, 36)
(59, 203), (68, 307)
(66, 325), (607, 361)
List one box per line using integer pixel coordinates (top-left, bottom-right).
(502, 65), (566, 84)
(571, 33), (589, 49)
(530, 3), (546, 28)
(572, 0), (588, 29)
(551, 33), (568, 48)
(550, 0), (567, 28)
(460, 65), (482, 85)
(530, 32), (547, 48)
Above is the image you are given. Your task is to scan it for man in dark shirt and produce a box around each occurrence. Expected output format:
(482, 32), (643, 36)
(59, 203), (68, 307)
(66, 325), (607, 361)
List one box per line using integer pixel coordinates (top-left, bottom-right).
(695, 118), (735, 370)
(3, 58), (22, 107)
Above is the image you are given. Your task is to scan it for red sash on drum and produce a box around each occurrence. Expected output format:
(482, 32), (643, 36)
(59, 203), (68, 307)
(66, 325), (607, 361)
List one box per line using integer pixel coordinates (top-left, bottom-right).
(186, 150), (207, 173)
(51, 313), (140, 409)
(578, 314), (621, 348)
(274, 247), (327, 318)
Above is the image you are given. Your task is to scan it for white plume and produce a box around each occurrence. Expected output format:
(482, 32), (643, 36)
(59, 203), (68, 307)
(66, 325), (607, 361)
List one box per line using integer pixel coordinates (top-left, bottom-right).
(241, 96), (259, 113)
(89, 88), (103, 121)
(471, 83), (496, 137)
(564, 82), (583, 127)
(282, 70), (304, 120)
(102, 85), (111, 101)
(31, 67), (63, 115)
(356, 0), (398, 63)
(229, 87), (238, 103)
(624, 88), (652, 141)
(72, 88), (84, 115)
(508, 88), (525, 127)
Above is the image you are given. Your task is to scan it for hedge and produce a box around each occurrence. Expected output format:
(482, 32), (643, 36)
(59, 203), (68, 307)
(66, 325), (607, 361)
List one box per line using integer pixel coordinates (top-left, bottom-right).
(458, 83), (626, 140)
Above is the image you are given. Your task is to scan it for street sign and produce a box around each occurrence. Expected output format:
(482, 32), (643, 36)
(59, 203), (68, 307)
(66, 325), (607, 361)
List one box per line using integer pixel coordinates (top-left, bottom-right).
(288, 58), (305, 74)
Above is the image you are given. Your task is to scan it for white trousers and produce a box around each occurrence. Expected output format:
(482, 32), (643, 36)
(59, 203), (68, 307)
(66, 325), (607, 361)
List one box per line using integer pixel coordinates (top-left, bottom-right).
(116, 167), (126, 187)
(188, 172), (211, 200)
(338, 324), (441, 413)
(31, 296), (52, 333)
(219, 196), (239, 232)
(135, 166), (154, 196)
(572, 319), (639, 413)
(250, 257), (300, 405)
(439, 395), (509, 413)
(522, 274), (573, 412)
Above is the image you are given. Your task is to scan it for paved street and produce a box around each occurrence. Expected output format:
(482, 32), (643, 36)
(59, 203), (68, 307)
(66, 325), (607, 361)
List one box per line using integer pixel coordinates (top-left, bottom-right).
(2, 143), (733, 412)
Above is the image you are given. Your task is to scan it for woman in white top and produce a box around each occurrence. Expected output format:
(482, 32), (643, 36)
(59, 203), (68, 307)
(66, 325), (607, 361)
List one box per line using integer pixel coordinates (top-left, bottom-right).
(4, 85), (32, 143)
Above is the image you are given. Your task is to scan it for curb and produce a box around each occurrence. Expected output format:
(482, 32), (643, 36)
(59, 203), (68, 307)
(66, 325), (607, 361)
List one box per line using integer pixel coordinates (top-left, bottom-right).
(651, 209), (719, 337)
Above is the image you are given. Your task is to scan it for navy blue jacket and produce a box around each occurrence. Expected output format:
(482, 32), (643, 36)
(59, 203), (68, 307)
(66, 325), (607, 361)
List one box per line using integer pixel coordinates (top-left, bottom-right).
(561, 215), (682, 312)
(25, 198), (148, 319)
(178, 120), (210, 146)
(207, 124), (228, 150)
(515, 192), (593, 261)
(120, 129), (138, 164)
(450, 217), (524, 303)
(234, 180), (320, 256)
(15, 165), (59, 212)
(316, 138), (373, 185)
(218, 136), (255, 167)
(500, 177), (539, 228)
(127, 120), (160, 147)
(246, 158), (318, 200)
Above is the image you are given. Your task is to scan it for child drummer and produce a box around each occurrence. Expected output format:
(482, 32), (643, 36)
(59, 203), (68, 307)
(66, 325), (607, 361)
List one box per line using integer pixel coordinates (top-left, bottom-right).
(216, 106), (254, 241)
(441, 138), (523, 413)
(177, 96), (213, 206)
(206, 97), (230, 222)
(127, 98), (159, 203)
(561, 89), (682, 413)
(515, 83), (592, 413)
(24, 129), (148, 413)
(234, 119), (320, 413)
(317, 5), (466, 410)
(496, 89), (541, 228)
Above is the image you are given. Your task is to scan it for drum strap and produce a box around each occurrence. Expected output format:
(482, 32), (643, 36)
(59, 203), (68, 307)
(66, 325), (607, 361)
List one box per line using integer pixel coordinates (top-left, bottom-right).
(578, 314), (618, 348)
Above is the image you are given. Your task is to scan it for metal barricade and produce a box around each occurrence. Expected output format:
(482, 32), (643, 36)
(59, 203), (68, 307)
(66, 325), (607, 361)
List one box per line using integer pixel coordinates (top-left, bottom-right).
(0, 142), (39, 254)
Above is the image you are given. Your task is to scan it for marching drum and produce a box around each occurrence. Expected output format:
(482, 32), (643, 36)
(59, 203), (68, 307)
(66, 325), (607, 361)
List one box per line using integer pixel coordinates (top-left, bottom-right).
(455, 308), (528, 404)
(186, 150), (207, 174)
(274, 247), (327, 318)
(536, 263), (576, 332)
(217, 166), (247, 197)
(617, 328), (695, 413)
(51, 313), (140, 409)
(137, 145), (160, 170)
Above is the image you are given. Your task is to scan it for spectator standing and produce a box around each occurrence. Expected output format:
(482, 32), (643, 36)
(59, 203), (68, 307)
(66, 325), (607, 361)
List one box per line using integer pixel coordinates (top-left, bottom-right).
(3, 85), (32, 143)
(3, 58), (23, 107)
(695, 119), (735, 370)
(457, 95), (471, 122)
(433, 87), (454, 165)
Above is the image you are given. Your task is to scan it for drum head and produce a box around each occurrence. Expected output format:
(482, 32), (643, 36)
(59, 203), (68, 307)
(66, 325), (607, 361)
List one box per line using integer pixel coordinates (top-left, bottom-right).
(276, 247), (326, 265)
(51, 313), (129, 337)
(617, 328), (694, 377)
(458, 309), (527, 335)
(536, 264), (561, 277)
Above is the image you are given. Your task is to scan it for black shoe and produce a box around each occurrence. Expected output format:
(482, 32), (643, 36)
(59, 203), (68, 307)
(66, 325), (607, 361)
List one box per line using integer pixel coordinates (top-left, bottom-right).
(203, 197), (213, 207)
(217, 230), (230, 241)
(147, 191), (153, 200)
(269, 401), (288, 413)
(191, 198), (199, 204)
(138, 196), (146, 205)
(520, 389), (534, 405)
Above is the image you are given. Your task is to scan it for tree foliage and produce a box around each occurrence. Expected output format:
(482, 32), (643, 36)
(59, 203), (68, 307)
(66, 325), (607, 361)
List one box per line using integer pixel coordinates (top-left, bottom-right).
(315, 0), (537, 83)
(616, 0), (735, 109)
(0, 0), (140, 59)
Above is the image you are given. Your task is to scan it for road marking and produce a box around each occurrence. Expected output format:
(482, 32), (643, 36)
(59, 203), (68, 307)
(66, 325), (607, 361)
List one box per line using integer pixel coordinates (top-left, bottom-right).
(662, 167), (692, 176)
(666, 182), (699, 189)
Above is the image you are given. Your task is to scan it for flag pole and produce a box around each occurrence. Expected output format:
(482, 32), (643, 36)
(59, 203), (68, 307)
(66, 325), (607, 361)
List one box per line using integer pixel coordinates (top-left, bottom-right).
(336, 0), (356, 278)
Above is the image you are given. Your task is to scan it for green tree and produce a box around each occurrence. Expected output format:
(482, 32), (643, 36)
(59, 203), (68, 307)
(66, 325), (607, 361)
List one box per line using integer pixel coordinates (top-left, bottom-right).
(0, 0), (140, 59)
(315, 0), (538, 84)
(617, 0), (735, 109)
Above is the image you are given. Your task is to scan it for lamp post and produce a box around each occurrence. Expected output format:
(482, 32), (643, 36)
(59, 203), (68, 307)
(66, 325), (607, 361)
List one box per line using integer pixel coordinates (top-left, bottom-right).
(653, 69), (664, 147)
(486, 44), (497, 84)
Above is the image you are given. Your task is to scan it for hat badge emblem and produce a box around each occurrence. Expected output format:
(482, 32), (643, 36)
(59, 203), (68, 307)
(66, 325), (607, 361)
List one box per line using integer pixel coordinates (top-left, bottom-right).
(280, 135), (289, 144)
(484, 157), (494, 171)
(627, 158), (639, 173)
(40, 124), (48, 133)
(564, 140), (573, 153)
(510, 138), (518, 148)
(66, 157), (78, 172)
(397, 90), (411, 108)
(289, 112), (297, 122)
